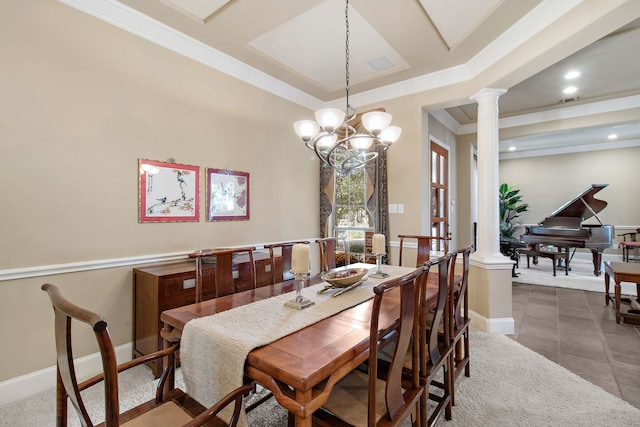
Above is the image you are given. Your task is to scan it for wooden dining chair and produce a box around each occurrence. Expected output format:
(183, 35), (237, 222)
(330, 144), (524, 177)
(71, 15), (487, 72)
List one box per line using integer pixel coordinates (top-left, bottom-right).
(264, 240), (310, 283)
(380, 254), (455, 425)
(397, 235), (451, 267)
(190, 246), (257, 301)
(416, 254), (454, 427)
(316, 237), (338, 272)
(41, 283), (253, 427)
(313, 268), (423, 426)
(619, 228), (640, 262)
(448, 245), (473, 406)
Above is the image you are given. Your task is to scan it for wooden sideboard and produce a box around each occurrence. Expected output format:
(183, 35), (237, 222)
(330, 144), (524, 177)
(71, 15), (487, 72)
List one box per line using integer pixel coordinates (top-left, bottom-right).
(133, 251), (280, 376)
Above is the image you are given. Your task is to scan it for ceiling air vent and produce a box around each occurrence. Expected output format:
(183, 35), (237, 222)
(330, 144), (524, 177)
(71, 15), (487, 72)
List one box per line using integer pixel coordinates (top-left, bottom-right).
(559, 96), (581, 103)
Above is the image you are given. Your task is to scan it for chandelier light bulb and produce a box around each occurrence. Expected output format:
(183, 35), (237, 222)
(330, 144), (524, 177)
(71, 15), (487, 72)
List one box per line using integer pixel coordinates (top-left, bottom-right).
(293, 120), (320, 141)
(378, 126), (401, 143)
(317, 133), (337, 149)
(351, 135), (374, 150)
(315, 108), (345, 132)
(361, 111), (392, 135)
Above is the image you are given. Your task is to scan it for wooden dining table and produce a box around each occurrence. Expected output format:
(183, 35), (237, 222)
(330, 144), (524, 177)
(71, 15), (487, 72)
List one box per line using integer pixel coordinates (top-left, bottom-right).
(161, 263), (455, 426)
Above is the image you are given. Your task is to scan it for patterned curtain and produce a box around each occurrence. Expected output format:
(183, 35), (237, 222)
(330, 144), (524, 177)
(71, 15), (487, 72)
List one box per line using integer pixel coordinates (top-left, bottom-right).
(365, 147), (389, 262)
(319, 163), (334, 238)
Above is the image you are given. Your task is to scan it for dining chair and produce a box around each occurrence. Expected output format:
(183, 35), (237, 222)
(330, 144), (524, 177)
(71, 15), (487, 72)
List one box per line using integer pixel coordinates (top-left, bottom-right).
(619, 228), (640, 262)
(313, 268), (423, 426)
(416, 254), (454, 427)
(397, 235), (451, 267)
(316, 237), (338, 272)
(448, 245), (473, 406)
(190, 246), (257, 301)
(264, 240), (310, 283)
(41, 283), (254, 427)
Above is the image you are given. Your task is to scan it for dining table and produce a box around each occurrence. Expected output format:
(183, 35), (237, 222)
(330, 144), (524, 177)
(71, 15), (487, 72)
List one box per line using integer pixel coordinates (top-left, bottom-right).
(160, 263), (457, 427)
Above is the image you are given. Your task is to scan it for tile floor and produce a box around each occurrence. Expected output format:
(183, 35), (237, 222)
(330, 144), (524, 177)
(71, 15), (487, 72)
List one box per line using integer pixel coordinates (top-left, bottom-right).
(510, 282), (640, 409)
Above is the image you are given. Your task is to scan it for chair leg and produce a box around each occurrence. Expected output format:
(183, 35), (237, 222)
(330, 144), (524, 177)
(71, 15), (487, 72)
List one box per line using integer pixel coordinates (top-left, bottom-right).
(445, 362), (452, 421)
(420, 386), (427, 427)
(464, 329), (470, 377)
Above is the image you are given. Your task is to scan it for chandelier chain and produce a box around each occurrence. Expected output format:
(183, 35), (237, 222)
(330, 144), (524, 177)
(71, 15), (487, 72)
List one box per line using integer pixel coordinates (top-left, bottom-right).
(344, 0), (350, 114)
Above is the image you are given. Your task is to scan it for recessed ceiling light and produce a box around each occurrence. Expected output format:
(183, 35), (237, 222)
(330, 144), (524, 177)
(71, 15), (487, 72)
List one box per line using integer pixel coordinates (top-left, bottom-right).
(608, 134), (618, 140)
(508, 146), (516, 151)
(563, 86), (577, 94)
(564, 70), (581, 79)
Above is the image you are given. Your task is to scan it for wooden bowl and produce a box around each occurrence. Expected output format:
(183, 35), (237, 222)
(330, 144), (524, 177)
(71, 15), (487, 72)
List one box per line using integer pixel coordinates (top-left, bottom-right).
(321, 267), (368, 287)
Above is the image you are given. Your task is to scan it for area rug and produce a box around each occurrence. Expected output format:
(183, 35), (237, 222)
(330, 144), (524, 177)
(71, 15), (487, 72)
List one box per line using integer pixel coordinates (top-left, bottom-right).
(513, 255), (638, 297)
(2, 328), (639, 426)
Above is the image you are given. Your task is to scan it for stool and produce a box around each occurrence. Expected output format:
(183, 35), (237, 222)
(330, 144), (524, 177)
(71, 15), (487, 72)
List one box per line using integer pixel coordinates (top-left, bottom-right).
(621, 241), (640, 262)
(518, 248), (569, 276)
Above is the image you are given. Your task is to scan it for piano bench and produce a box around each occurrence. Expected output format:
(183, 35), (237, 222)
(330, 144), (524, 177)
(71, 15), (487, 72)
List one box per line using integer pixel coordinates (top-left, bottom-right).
(620, 241), (640, 262)
(518, 248), (569, 276)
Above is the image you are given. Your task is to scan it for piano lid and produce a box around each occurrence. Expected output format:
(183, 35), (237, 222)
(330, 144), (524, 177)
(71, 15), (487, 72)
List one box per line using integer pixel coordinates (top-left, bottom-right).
(541, 184), (608, 224)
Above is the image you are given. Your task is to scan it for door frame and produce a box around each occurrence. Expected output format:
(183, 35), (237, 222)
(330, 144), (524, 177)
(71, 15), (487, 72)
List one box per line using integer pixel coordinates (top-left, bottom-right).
(429, 137), (451, 253)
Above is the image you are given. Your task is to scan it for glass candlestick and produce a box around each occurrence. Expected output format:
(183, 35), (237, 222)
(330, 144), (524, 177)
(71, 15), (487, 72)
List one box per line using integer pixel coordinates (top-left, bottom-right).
(369, 253), (389, 279)
(284, 271), (315, 310)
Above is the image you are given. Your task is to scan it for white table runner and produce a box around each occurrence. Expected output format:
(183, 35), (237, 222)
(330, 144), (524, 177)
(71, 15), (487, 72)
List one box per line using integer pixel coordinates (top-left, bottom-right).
(179, 264), (414, 426)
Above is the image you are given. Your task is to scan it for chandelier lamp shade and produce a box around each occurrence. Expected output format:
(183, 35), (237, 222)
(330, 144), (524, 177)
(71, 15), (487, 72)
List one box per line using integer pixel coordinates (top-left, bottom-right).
(293, 0), (401, 175)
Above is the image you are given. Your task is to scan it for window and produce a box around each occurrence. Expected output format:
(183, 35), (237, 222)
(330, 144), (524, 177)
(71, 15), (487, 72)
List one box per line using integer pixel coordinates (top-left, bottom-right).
(333, 168), (373, 263)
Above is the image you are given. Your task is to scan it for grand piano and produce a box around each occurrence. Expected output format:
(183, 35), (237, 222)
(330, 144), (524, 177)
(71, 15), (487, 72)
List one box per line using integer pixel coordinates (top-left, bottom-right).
(521, 184), (614, 276)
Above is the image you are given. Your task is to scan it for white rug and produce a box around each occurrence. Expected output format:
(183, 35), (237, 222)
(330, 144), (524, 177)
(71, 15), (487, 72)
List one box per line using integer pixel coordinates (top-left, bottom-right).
(513, 255), (638, 297)
(3, 329), (639, 426)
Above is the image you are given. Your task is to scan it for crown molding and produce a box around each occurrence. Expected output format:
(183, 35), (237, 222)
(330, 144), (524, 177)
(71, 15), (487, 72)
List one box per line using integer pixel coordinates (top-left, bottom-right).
(457, 94), (640, 134)
(60, 0), (582, 111)
(499, 137), (640, 160)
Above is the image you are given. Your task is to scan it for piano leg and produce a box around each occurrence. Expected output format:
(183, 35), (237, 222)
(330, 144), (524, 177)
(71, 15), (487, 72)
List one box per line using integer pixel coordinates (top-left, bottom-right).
(591, 249), (603, 276)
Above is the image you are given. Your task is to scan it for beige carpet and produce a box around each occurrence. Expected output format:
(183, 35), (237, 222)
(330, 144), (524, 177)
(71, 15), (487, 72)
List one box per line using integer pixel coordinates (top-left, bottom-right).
(514, 255), (638, 297)
(2, 328), (639, 426)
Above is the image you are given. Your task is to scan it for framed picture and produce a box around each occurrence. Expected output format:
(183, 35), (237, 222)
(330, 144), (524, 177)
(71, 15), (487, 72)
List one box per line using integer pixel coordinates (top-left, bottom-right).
(206, 168), (250, 221)
(138, 159), (200, 223)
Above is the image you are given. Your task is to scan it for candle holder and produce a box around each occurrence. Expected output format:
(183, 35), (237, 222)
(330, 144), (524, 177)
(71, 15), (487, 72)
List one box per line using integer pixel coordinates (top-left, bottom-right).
(284, 271), (315, 310)
(369, 253), (389, 279)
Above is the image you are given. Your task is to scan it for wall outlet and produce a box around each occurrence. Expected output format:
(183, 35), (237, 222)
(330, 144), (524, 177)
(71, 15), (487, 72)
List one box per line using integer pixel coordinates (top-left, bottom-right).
(389, 203), (398, 213)
(397, 204), (404, 214)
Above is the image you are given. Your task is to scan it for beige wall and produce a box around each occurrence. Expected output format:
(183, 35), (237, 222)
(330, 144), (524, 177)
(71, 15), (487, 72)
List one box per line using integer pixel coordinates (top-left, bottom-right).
(0, 1), (318, 380)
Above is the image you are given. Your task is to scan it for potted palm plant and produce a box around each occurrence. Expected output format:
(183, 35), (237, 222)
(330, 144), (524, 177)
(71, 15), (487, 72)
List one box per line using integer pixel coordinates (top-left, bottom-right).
(499, 183), (529, 240)
(499, 183), (529, 276)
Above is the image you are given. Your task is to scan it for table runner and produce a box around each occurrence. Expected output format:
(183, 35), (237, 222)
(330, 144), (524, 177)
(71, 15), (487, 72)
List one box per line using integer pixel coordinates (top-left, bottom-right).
(179, 264), (415, 426)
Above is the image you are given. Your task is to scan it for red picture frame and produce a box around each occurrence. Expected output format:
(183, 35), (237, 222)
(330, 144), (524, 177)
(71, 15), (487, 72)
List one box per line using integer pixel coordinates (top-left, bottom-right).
(138, 159), (200, 223)
(206, 168), (250, 221)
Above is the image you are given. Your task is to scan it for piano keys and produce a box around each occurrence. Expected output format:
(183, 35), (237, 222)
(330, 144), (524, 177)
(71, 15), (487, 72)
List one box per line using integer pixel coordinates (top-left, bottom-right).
(521, 184), (614, 276)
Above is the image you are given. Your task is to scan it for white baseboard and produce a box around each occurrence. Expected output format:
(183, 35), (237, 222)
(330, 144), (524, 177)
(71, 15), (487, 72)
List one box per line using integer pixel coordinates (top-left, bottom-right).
(470, 310), (515, 334)
(0, 343), (133, 405)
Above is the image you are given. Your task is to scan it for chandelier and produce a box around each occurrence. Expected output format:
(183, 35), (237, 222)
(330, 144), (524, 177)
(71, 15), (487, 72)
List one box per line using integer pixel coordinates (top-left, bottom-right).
(293, 0), (401, 175)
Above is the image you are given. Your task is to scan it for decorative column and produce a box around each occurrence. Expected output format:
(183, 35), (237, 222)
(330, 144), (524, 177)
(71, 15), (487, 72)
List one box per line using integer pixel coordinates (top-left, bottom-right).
(467, 88), (514, 335)
(470, 88), (508, 262)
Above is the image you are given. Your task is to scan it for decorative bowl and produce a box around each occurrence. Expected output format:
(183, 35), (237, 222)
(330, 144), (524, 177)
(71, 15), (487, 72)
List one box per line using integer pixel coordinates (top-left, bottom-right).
(321, 267), (368, 287)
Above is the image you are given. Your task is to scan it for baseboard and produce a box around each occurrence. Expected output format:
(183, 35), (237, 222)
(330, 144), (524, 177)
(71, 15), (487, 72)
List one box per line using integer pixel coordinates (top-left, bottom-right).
(470, 309), (515, 334)
(0, 342), (133, 405)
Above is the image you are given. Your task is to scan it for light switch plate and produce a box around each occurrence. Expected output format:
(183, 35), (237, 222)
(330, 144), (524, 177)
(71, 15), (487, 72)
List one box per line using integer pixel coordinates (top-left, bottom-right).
(397, 204), (404, 214)
(389, 203), (398, 213)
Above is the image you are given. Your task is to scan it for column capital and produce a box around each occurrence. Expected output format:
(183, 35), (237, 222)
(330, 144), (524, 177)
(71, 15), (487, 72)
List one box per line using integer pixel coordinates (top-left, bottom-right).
(470, 88), (508, 103)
